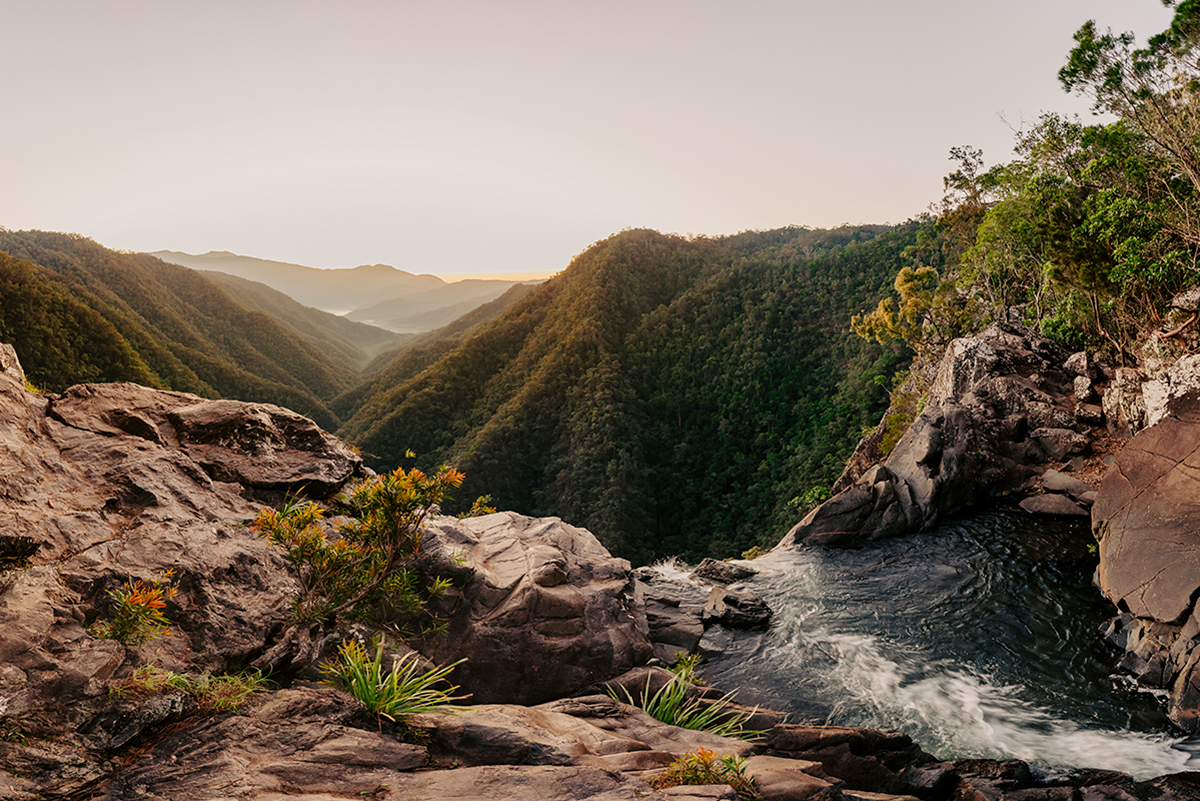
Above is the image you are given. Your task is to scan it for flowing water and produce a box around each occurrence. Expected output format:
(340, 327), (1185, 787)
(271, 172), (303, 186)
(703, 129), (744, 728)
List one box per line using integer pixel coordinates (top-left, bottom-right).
(690, 506), (1200, 780)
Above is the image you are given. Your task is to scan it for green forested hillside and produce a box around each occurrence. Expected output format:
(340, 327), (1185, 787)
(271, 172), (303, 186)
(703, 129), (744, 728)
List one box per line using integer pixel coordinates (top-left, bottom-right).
(340, 225), (919, 562)
(0, 230), (353, 428)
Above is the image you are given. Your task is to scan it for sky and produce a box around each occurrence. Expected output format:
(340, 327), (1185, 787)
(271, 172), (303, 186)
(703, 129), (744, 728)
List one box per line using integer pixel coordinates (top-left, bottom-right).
(0, 1), (1178, 280)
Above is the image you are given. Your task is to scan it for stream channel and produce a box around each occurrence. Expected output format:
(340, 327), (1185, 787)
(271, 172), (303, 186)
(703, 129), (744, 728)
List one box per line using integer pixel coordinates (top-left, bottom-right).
(691, 505), (1200, 780)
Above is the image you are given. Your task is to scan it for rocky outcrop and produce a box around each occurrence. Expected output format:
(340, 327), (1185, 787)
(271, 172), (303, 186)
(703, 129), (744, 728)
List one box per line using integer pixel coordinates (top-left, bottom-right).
(0, 374), (366, 735)
(634, 563), (772, 663)
(1092, 390), (1200, 730)
(0, 360), (670, 794)
(415, 512), (653, 705)
(779, 324), (1094, 548)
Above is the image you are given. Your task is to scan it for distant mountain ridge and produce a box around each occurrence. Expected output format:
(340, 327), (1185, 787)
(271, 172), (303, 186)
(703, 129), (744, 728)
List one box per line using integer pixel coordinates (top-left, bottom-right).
(0, 232), (356, 429)
(152, 250), (537, 331)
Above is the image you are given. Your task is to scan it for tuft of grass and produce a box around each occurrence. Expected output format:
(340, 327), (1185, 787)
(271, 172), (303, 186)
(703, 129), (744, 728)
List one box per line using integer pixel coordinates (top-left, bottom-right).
(607, 674), (762, 741)
(320, 638), (468, 724)
(650, 748), (760, 800)
(111, 665), (270, 713)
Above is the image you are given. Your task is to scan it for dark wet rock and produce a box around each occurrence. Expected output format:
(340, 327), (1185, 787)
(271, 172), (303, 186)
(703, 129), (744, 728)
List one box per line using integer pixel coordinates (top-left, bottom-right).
(636, 569), (709, 661)
(702, 586), (772, 631)
(1018, 494), (1089, 516)
(1076, 403), (1105, 426)
(1030, 427), (1090, 461)
(692, 557), (758, 585)
(1041, 469), (1093, 501)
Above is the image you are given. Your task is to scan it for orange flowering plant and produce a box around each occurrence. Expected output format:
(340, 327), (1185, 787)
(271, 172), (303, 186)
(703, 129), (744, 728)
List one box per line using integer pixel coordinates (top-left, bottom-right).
(90, 570), (179, 646)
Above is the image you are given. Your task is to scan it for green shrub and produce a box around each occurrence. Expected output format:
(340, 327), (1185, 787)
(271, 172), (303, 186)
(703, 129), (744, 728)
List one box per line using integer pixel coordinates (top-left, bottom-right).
(458, 494), (497, 518)
(607, 675), (761, 741)
(250, 465), (463, 627)
(320, 638), (467, 724)
(650, 748), (760, 800)
(90, 571), (178, 646)
(740, 545), (766, 560)
(668, 651), (703, 685)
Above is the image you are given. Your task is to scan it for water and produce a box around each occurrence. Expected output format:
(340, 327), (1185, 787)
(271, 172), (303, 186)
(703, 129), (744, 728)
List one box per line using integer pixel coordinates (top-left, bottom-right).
(692, 505), (1200, 780)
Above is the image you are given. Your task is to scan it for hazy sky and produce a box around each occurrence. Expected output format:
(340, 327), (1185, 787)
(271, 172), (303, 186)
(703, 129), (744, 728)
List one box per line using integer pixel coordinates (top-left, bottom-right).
(1, 1), (1176, 279)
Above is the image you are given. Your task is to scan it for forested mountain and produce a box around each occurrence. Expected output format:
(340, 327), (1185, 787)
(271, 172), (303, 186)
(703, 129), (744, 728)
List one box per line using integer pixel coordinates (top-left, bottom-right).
(0, 230), (355, 429)
(338, 225), (920, 562)
(331, 282), (539, 417)
(199, 271), (407, 371)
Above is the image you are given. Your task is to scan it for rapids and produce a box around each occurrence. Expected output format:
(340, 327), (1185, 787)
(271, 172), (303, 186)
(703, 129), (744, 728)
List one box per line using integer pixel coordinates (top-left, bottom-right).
(691, 506), (1200, 780)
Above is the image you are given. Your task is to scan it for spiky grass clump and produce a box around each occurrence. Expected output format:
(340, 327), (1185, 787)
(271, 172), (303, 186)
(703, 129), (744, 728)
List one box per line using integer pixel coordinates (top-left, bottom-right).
(320, 638), (467, 724)
(607, 674), (762, 741)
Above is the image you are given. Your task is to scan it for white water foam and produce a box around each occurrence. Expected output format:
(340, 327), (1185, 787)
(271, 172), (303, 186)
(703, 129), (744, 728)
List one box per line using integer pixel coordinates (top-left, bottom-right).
(715, 552), (1197, 780)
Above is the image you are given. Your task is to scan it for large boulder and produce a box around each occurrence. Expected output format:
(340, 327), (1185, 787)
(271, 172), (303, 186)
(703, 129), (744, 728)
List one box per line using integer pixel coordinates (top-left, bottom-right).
(416, 512), (654, 705)
(779, 324), (1081, 548)
(1092, 390), (1200, 729)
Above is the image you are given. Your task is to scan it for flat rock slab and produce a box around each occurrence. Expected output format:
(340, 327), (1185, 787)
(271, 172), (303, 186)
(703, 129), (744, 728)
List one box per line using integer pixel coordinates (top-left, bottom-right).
(1019, 494), (1089, 516)
(1093, 392), (1200, 623)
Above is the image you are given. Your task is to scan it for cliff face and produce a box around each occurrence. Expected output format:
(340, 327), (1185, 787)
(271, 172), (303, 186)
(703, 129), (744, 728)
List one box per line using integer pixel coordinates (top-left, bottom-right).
(777, 323), (1098, 548)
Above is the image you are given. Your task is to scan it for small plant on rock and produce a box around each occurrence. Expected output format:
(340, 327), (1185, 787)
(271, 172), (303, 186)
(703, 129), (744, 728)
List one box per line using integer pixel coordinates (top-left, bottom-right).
(607, 674), (762, 741)
(90, 570), (178, 646)
(110, 665), (269, 713)
(668, 651), (703, 685)
(320, 638), (467, 725)
(457, 494), (496, 518)
(649, 748), (760, 800)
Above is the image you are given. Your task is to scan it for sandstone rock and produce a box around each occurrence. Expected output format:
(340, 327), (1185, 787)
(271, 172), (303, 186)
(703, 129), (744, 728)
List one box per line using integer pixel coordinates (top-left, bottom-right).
(1102, 368), (1147, 438)
(742, 754), (841, 800)
(1141, 355), (1200, 428)
(0, 343), (23, 383)
(50, 383), (363, 497)
(415, 512), (653, 705)
(1092, 391), (1200, 728)
(780, 324), (1073, 548)
(1171, 286), (1200, 312)
(1075, 375), (1096, 402)
(1018, 494), (1089, 516)
(1093, 393), (1200, 624)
